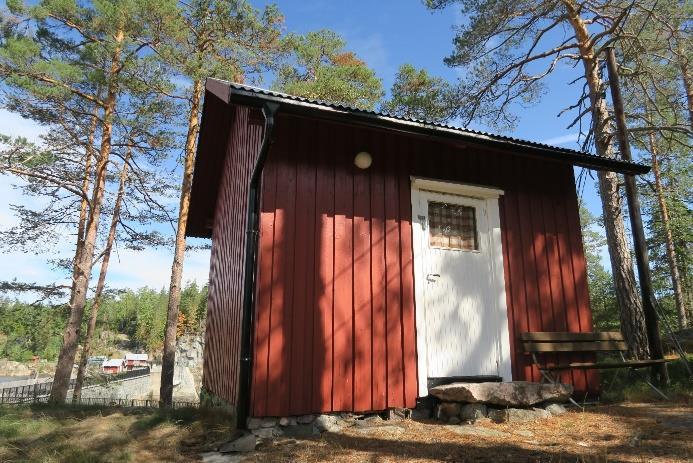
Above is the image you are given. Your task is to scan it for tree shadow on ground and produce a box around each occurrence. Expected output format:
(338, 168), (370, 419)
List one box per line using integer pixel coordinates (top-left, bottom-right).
(244, 404), (692, 463)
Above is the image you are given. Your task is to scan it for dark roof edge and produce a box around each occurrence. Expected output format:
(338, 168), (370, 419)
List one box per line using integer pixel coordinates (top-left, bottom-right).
(207, 79), (650, 176)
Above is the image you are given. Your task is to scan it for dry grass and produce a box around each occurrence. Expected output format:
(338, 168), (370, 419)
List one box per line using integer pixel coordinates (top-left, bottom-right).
(244, 404), (693, 463)
(0, 404), (230, 462)
(1, 403), (691, 462)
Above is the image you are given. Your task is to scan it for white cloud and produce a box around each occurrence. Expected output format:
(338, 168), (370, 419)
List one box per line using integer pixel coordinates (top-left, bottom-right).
(0, 172), (74, 296)
(348, 33), (392, 82)
(0, 109), (47, 141)
(540, 133), (580, 146)
(105, 246), (210, 290)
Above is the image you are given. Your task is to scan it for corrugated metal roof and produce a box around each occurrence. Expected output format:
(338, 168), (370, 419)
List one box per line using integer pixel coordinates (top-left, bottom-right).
(209, 79), (648, 175)
(125, 353), (148, 361)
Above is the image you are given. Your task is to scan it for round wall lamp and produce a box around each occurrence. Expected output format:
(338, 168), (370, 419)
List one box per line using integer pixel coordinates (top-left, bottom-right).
(354, 151), (372, 169)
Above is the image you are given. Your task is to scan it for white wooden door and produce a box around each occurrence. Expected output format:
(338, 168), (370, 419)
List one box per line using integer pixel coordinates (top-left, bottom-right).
(411, 179), (512, 394)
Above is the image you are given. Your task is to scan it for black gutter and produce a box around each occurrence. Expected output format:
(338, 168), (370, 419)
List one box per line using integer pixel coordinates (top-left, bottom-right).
(237, 101), (279, 427)
(226, 85), (649, 176)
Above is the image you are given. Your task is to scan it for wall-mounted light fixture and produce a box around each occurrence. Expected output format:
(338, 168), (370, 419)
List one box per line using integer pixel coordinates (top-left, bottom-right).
(354, 151), (372, 169)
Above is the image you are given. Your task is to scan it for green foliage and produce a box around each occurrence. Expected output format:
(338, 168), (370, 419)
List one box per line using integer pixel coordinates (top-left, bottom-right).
(274, 29), (383, 109)
(381, 64), (455, 122)
(618, 1), (693, 328)
(579, 205), (620, 331)
(97, 282), (207, 353)
(612, 2), (691, 329)
(640, 153), (693, 325)
(178, 281), (208, 334)
(0, 282), (207, 361)
(0, 0), (181, 257)
(0, 299), (68, 361)
(600, 355), (693, 403)
(154, 0), (283, 86)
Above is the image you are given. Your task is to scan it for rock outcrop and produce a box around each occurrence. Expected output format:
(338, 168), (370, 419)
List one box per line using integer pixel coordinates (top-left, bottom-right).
(0, 360), (32, 377)
(174, 335), (204, 401)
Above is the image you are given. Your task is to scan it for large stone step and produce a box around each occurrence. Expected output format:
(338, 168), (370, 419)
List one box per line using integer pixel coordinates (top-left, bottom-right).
(429, 381), (573, 407)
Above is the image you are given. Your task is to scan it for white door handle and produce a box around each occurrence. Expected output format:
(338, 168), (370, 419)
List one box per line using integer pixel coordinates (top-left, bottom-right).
(426, 273), (440, 282)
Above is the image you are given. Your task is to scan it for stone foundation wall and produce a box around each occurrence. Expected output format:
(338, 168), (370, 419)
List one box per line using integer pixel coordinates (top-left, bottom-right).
(246, 408), (410, 439)
(66, 375), (151, 401)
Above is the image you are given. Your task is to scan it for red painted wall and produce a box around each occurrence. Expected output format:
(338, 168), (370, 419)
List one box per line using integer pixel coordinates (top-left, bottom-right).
(248, 113), (597, 417)
(250, 115), (418, 417)
(202, 104), (264, 405)
(199, 105), (598, 414)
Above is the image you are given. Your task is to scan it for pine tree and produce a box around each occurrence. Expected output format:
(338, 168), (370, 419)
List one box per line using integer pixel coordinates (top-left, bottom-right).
(153, 0), (284, 407)
(0, 0), (179, 402)
(425, 0), (654, 359)
(615, 1), (692, 329)
(72, 147), (131, 402)
(274, 29), (384, 109)
(381, 64), (455, 122)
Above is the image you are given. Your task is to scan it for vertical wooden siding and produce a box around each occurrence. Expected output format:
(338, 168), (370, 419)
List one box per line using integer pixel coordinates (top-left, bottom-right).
(497, 157), (598, 393)
(221, 113), (598, 417)
(203, 105), (263, 405)
(251, 115), (419, 417)
(407, 129), (597, 396)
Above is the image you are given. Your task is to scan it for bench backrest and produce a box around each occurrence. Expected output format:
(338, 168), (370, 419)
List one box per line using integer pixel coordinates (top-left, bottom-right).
(520, 332), (627, 353)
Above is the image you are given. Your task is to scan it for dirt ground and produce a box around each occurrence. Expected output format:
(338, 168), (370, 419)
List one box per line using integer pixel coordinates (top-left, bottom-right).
(243, 404), (692, 463)
(1, 403), (691, 462)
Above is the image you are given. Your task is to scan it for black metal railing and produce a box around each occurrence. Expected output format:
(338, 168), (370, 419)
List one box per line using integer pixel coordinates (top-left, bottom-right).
(1, 394), (198, 408)
(0, 367), (152, 404)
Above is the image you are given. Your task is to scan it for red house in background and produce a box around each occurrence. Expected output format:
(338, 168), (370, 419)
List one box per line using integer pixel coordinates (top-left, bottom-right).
(186, 80), (648, 423)
(125, 353), (149, 370)
(102, 359), (125, 374)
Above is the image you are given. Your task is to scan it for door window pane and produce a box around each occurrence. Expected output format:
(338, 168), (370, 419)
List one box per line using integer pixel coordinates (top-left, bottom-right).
(428, 201), (478, 250)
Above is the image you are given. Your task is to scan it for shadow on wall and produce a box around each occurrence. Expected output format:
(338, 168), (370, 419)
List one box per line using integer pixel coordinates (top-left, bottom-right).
(251, 117), (419, 417)
(248, 114), (598, 418)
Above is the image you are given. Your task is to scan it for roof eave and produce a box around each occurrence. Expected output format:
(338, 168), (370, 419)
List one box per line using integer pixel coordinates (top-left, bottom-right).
(221, 80), (649, 176)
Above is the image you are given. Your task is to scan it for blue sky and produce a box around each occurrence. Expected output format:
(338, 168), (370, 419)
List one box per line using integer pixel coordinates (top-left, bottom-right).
(0, 0), (606, 297)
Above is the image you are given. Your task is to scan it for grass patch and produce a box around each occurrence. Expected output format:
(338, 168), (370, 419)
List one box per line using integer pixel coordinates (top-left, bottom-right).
(600, 355), (693, 403)
(0, 409), (60, 439)
(0, 404), (234, 463)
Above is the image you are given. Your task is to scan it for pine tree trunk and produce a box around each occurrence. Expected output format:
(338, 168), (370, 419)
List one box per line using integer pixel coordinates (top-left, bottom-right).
(68, 108), (99, 308)
(648, 133), (687, 328)
(674, 34), (693, 129)
(50, 28), (124, 403)
(563, 1), (649, 358)
(73, 148), (131, 402)
(160, 78), (203, 407)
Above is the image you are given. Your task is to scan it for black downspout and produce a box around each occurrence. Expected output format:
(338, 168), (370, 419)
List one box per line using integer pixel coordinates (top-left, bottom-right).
(237, 101), (280, 427)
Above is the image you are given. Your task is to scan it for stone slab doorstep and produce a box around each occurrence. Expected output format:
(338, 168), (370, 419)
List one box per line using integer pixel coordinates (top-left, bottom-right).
(219, 433), (257, 453)
(429, 381), (573, 407)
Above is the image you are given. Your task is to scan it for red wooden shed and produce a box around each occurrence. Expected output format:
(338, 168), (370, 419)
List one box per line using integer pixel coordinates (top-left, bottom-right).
(187, 79), (648, 422)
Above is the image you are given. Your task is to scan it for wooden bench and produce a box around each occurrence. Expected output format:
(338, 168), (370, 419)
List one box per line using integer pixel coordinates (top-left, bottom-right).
(521, 331), (670, 401)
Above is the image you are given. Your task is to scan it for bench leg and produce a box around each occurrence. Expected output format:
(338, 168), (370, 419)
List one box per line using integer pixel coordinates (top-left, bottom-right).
(605, 367), (621, 393)
(538, 369), (555, 384)
(618, 352), (669, 400)
(623, 366), (669, 400)
(633, 369), (669, 400)
(539, 367), (583, 410)
(644, 379), (669, 400)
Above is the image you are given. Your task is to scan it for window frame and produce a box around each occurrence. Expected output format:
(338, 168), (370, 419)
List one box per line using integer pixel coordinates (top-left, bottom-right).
(427, 200), (480, 252)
